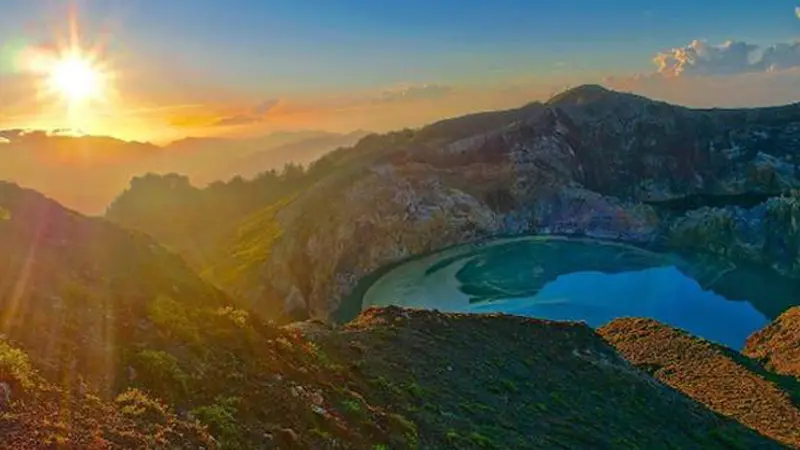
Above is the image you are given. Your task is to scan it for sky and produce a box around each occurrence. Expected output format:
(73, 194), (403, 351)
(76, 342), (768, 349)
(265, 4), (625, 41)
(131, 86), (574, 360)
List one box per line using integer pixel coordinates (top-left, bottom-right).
(1, 0), (799, 143)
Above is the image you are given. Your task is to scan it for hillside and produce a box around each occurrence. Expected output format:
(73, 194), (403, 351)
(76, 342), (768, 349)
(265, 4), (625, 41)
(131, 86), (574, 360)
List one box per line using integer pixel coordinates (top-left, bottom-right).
(178, 85), (800, 322)
(745, 306), (800, 379)
(6, 181), (800, 448)
(316, 307), (783, 449)
(0, 181), (232, 395)
(0, 129), (358, 214)
(599, 318), (800, 447)
(1, 300), (788, 448)
(0, 337), (214, 449)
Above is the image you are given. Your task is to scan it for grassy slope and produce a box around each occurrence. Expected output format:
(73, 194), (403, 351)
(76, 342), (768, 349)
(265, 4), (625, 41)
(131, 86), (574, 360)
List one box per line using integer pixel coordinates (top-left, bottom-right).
(313, 307), (781, 450)
(745, 306), (800, 379)
(599, 318), (800, 448)
(0, 182), (232, 394)
(0, 338), (214, 450)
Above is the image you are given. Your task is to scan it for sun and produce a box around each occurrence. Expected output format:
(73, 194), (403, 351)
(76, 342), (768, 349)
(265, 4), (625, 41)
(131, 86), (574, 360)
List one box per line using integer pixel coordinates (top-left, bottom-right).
(47, 51), (106, 106)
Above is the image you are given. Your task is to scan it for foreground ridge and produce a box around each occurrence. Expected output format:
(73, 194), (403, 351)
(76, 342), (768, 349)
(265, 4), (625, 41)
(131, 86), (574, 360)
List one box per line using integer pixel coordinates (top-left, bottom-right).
(600, 317), (800, 447)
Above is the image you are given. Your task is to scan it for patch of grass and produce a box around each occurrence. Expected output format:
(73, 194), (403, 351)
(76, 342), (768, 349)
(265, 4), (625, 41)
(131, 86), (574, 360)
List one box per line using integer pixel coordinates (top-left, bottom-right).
(341, 399), (364, 417)
(191, 396), (244, 449)
(468, 431), (500, 449)
(404, 380), (425, 397)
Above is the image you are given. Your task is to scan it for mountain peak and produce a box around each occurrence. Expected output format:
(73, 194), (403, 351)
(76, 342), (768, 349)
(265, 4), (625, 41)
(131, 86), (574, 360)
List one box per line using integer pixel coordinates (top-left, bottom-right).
(546, 84), (617, 106)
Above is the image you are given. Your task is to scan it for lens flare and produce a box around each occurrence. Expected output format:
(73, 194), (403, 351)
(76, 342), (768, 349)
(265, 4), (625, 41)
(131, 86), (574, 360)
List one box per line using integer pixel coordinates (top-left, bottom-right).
(13, 9), (116, 118)
(47, 51), (106, 106)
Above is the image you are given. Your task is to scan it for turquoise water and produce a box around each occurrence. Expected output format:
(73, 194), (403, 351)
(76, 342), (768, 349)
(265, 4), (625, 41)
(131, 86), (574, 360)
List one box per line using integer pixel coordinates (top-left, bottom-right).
(361, 237), (800, 349)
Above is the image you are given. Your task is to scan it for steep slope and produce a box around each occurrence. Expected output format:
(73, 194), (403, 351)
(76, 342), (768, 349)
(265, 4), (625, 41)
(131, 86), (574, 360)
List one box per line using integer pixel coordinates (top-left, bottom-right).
(0, 338), (214, 449)
(0, 182), (791, 448)
(599, 318), (800, 447)
(229, 87), (800, 320)
(105, 86), (800, 323)
(313, 307), (781, 449)
(745, 306), (800, 379)
(0, 181), (232, 395)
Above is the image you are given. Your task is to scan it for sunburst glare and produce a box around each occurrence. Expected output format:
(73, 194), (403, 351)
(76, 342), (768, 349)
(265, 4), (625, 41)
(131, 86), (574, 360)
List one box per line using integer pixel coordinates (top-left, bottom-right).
(16, 13), (116, 122)
(47, 50), (106, 106)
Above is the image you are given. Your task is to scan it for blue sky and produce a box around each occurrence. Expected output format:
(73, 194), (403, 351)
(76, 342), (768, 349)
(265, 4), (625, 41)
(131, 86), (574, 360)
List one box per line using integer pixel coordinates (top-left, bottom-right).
(113, 0), (799, 90)
(0, 0), (799, 140)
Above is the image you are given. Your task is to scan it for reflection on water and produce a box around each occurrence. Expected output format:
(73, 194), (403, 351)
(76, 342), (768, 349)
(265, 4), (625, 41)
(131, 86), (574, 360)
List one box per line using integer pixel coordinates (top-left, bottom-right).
(361, 237), (800, 350)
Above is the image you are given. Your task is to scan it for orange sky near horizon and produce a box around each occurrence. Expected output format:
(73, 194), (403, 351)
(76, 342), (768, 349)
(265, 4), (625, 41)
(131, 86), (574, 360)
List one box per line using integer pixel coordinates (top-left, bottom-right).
(1, 3), (799, 144)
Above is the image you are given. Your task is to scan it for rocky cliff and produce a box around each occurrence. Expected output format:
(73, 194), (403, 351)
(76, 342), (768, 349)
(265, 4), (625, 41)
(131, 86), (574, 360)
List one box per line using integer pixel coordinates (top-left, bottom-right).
(207, 85), (800, 320)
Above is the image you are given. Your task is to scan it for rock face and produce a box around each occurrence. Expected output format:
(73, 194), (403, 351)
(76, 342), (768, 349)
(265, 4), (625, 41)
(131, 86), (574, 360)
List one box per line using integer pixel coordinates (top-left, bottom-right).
(599, 318), (800, 448)
(225, 86), (800, 319)
(744, 306), (800, 379)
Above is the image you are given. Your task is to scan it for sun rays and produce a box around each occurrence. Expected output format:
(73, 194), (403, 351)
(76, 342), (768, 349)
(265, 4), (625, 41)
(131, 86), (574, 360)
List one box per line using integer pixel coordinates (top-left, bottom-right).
(14, 8), (116, 127)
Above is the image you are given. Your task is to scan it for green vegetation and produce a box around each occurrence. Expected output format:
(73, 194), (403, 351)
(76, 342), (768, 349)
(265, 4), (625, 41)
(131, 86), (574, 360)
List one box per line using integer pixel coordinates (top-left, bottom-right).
(0, 338), (36, 393)
(191, 397), (243, 449)
(132, 350), (188, 402)
(667, 207), (738, 258)
(765, 192), (800, 274)
(2, 147), (799, 449)
(600, 317), (800, 447)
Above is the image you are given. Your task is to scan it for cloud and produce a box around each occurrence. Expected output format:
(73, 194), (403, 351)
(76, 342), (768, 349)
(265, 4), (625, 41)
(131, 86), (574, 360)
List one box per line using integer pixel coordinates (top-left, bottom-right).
(653, 40), (800, 77)
(601, 38), (800, 107)
(376, 84), (453, 103)
(796, 6), (800, 19)
(213, 114), (263, 127)
(252, 99), (279, 115)
(212, 98), (280, 127)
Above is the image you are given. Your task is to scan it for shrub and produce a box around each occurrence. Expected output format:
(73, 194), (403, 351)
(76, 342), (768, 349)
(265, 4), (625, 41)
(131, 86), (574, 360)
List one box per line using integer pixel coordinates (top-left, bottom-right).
(115, 388), (169, 426)
(132, 349), (188, 402)
(191, 396), (243, 449)
(147, 295), (199, 342)
(0, 338), (36, 393)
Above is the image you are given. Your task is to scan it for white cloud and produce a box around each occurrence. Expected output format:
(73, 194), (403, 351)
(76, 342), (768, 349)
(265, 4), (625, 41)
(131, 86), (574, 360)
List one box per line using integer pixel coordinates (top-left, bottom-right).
(601, 38), (800, 107)
(651, 40), (800, 77)
(796, 6), (800, 20)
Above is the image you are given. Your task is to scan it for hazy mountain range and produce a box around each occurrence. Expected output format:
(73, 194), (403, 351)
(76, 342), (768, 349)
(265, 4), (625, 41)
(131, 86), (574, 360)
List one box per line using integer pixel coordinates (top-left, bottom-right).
(0, 128), (369, 214)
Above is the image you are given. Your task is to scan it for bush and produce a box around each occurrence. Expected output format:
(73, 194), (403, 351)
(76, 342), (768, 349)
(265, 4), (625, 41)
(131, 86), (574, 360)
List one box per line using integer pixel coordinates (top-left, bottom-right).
(191, 396), (244, 449)
(0, 338), (36, 393)
(115, 388), (170, 426)
(133, 349), (188, 402)
(147, 295), (200, 342)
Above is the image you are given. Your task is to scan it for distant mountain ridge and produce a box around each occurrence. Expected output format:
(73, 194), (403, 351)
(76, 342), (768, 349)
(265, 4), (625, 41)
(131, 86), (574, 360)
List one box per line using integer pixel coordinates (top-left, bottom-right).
(0, 128), (368, 214)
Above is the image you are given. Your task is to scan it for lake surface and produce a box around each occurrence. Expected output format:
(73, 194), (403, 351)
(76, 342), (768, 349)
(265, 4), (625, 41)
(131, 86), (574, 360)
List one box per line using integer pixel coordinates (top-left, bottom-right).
(359, 236), (800, 349)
